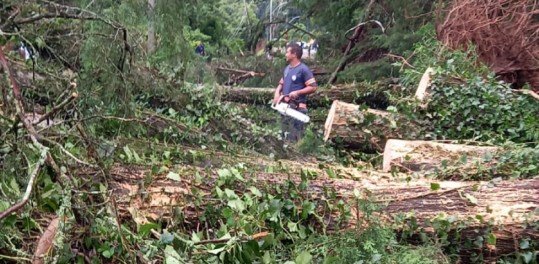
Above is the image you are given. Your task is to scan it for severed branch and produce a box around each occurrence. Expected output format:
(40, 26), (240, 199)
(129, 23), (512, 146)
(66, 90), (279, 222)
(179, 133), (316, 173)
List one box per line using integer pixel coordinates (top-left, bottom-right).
(40, 137), (97, 168)
(515, 89), (539, 100)
(32, 217), (60, 264)
(4, 1), (132, 71)
(194, 231), (269, 245)
(0, 6), (20, 30)
(328, 0), (377, 84)
(0, 46), (73, 220)
(217, 67), (266, 86)
(216, 67), (266, 77)
(385, 53), (415, 69)
(344, 20), (385, 37)
(283, 22), (316, 38)
(0, 145), (48, 220)
(33, 83), (78, 126)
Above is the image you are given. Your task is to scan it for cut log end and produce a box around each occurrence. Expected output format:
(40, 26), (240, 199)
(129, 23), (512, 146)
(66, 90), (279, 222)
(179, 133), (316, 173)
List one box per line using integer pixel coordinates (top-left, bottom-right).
(323, 100), (341, 141)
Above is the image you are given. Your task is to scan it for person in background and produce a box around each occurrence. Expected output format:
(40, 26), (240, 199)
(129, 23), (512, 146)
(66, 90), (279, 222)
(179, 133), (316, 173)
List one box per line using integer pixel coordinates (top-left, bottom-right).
(195, 42), (205, 56)
(273, 42), (317, 143)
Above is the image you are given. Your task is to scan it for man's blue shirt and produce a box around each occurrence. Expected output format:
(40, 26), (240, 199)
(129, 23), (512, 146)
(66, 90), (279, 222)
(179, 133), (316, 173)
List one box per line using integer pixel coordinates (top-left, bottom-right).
(281, 63), (315, 103)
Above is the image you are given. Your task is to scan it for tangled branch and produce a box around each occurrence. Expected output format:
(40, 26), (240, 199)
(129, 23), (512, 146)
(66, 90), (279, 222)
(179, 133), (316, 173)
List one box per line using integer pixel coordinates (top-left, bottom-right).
(437, 0), (539, 90)
(0, 46), (74, 220)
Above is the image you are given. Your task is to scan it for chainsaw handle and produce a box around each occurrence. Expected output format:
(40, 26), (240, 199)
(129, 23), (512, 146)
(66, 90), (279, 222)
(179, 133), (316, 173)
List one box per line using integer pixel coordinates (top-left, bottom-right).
(272, 95), (287, 108)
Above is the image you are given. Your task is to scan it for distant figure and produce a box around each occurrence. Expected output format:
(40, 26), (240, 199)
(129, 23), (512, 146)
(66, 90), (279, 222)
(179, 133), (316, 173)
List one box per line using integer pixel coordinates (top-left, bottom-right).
(195, 42), (205, 56)
(18, 43), (32, 60)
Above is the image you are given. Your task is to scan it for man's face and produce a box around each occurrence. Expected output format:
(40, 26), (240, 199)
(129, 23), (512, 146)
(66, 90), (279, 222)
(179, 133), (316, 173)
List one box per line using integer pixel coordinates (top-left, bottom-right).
(285, 47), (296, 62)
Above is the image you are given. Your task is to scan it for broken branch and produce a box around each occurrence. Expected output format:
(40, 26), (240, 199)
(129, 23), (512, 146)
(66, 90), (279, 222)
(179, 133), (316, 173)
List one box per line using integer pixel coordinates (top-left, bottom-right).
(0, 145), (48, 220)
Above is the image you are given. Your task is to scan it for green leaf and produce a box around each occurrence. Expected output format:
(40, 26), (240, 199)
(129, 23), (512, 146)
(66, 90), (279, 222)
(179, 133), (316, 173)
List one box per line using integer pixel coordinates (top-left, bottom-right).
(227, 199), (245, 212)
(486, 232), (496, 245)
(10, 178), (20, 196)
(164, 245), (184, 264)
(519, 239), (529, 249)
(224, 188), (237, 199)
(123, 145), (132, 161)
(521, 252), (533, 263)
(301, 201), (316, 219)
(166, 172), (181, 181)
(102, 248), (114, 258)
(287, 221), (298, 232)
(295, 251), (312, 264)
(326, 168), (336, 178)
(207, 246), (226, 255)
(262, 251), (272, 264)
(0, 200), (9, 211)
(464, 193), (478, 205)
(190, 232), (201, 243)
(430, 182), (440, 191)
(139, 222), (160, 236)
(249, 186), (262, 197)
(161, 232), (175, 244)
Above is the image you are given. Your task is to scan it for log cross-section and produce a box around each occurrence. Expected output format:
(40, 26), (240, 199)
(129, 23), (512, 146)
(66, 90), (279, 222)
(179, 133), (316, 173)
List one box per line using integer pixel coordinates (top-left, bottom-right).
(323, 100), (418, 151)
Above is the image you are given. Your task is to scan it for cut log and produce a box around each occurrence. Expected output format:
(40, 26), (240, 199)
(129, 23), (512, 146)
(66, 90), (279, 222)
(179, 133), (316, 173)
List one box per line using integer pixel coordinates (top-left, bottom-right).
(382, 139), (500, 172)
(95, 164), (539, 261)
(219, 83), (393, 108)
(323, 100), (419, 151)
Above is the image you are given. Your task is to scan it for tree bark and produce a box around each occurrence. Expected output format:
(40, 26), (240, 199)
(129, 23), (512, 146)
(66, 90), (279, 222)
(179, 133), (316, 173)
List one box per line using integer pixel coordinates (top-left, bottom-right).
(147, 0), (156, 54)
(219, 83), (391, 108)
(99, 164), (539, 261)
(323, 100), (419, 152)
(382, 139), (500, 172)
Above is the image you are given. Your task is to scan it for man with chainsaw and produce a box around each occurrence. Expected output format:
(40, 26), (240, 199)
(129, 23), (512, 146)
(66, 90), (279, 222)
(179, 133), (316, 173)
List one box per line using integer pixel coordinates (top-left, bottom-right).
(273, 42), (317, 142)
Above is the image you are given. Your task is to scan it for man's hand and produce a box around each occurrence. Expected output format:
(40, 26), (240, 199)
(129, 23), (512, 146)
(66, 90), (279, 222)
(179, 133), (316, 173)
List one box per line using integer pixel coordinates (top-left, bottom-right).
(289, 91), (299, 99)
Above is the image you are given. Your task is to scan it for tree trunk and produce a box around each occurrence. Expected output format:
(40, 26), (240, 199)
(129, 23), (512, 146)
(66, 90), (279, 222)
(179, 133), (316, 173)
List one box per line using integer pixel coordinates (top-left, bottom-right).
(147, 0), (156, 54)
(99, 164), (539, 261)
(219, 83), (392, 109)
(323, 100), (419, 152)
(382, 139), (500, 172)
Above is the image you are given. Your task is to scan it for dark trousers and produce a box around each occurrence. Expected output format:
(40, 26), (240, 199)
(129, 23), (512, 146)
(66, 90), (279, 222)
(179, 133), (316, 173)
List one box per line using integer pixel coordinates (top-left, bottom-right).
(281, 108), (307, 142)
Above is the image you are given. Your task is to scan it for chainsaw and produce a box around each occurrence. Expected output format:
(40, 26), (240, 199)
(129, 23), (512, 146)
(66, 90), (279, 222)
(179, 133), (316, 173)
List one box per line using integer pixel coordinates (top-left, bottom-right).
(271, 95), (310, 123)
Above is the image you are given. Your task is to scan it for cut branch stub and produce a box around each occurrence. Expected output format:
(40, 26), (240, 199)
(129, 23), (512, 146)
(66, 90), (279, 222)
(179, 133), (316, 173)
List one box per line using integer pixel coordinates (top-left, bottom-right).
(415, 67), (434, 102)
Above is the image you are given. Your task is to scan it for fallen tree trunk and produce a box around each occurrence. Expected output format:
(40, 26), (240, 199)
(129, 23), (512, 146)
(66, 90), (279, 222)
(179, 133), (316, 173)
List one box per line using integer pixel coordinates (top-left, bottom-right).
(216, 67), (266, 86)
(219, 83), (393, 108)
(94, 164), (538, 261)
(323, 100), (420, 152)
(382, 139), (500, 172)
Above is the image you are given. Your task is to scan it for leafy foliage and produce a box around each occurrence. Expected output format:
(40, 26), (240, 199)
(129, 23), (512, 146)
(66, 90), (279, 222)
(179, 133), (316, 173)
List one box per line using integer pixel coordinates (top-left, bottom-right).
(397, 25), (539, 144)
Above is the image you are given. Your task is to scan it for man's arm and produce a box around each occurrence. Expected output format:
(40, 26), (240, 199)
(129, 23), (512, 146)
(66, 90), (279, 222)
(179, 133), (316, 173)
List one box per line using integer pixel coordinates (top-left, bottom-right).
(299, 79), (317, 95)
(273, 78), (284, 104)
(289, 68), (317, 99)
